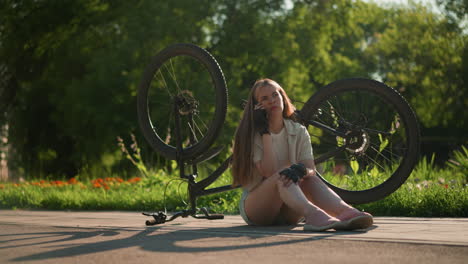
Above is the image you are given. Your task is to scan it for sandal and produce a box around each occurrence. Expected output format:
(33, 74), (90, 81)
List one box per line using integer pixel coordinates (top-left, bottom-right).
(303, 220), (341, 232)
(335, 210), (373, 230)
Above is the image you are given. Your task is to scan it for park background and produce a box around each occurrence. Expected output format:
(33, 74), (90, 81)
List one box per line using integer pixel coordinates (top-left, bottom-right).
(0, 0), (466, 215)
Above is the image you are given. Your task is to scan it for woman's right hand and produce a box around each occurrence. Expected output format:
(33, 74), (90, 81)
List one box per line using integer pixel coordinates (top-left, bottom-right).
(253, 104), (269, 135)
(279, 163), (307, 185)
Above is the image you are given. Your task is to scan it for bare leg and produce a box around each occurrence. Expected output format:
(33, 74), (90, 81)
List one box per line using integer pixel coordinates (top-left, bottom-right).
(299, 174), (373, 229)
(275, 179), (339, 227)
(244, 172), (338, 227)
(277, 204), (303, 225)
(243, 173), (284, 225)
(299, 175), (353, 217)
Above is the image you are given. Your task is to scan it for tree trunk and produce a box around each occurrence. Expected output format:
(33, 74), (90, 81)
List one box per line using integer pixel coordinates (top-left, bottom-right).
(0, 123), (9, 182)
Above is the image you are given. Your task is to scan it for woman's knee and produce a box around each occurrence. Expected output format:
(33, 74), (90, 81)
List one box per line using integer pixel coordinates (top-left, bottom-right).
(274, 173), (289, 190)
(303, 174), (321, 184)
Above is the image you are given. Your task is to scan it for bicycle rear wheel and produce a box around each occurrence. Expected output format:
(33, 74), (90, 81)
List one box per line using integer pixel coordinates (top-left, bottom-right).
(299, 78), (420, 204)
(137, 44), (227, 161)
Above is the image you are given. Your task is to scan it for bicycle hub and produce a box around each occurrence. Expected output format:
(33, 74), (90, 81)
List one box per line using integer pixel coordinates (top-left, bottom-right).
(344, 130), (370, 154)
(175, 90), (199, 115)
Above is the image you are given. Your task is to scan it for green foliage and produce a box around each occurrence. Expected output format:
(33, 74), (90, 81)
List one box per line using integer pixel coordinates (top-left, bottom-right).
(446, 145), (468, 176)
(1, 0), (223, 177)
(364, 3), (467, 129)
(0, 0), (466, 178)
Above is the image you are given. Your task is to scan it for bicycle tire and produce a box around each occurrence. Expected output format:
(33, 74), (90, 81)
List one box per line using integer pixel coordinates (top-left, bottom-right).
(299, 78), (420, 204)
(137, 43), (227, 161)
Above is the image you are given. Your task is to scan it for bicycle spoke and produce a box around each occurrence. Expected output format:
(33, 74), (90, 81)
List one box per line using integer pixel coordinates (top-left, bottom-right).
(185, 121), (196, 142)
(368, 145), (394, 165)
(191, 118), (207, 143)
(157, 69), (173, 98)
(195, 114), (209, 132)
(362, 153), (387, 172)
(369, 140), (407, 158)
(327, 100), (345, 127)
(331, 96), (346, 122)
(168, 58), (183, 94)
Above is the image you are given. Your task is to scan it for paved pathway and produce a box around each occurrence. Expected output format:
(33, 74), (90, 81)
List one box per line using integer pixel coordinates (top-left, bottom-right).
(0, 210), (467, 263)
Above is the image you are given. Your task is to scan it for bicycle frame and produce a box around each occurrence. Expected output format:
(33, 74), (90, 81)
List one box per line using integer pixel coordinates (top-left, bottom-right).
(143, 96), (355, 225)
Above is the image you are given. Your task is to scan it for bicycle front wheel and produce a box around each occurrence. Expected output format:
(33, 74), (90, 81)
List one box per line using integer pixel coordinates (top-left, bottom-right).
(137, 44), (227, 161)
(299, 78), (420, 204)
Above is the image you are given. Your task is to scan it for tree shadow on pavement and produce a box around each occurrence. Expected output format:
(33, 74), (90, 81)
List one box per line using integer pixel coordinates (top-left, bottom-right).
(5, 224), (372, 262)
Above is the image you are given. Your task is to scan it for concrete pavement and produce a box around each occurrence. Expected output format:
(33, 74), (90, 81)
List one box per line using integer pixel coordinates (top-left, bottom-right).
(0, 210), (467, 263)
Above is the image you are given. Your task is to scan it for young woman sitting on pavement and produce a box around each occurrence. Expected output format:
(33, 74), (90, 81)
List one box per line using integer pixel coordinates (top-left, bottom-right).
(231, 78), (373, 231)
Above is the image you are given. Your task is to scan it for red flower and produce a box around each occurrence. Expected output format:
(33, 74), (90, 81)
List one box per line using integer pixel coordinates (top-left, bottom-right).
(68, 178), (78, 184)
(128, 177), (141, 183)
(91, 178), (105, 185)
(53, 180), (65, 186)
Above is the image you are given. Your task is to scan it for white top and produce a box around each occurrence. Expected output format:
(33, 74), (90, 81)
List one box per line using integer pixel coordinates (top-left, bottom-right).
(270, 127), (290, 168)
(245, 119), (314, 191)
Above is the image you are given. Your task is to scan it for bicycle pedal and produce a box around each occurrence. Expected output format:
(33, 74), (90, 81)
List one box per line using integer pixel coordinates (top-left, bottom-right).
(145, 219), (159, 226)
(142, 211), (167, 225)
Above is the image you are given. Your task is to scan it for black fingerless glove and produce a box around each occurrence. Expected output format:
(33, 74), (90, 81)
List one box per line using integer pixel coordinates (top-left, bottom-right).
(279, 163), (307, 183)
(279, 167), (300, 183)
(253, 109), (269, 135)
(290, 163), (307, 177)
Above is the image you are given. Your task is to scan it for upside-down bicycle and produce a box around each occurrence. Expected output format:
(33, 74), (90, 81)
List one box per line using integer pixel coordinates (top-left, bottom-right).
(137, 43), (420, 225)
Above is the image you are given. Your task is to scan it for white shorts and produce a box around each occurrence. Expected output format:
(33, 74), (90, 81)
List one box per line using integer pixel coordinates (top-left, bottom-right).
(239, 189), (255, 225)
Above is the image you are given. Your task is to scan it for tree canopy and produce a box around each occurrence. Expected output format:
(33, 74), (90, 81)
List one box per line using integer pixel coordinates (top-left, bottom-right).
(0, 0), (466, 178)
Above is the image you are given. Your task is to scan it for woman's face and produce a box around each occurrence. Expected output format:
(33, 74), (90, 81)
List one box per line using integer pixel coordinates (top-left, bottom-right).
(255, 85), (284, 115)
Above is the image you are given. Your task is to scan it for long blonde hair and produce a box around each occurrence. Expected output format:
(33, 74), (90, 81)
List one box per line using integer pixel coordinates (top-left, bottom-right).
(232, 79), (296, 186)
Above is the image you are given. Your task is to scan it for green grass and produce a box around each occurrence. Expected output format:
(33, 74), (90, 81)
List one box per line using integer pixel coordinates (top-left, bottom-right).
(0, 169), (243, 213)
(1, 147), (467, 217)
(310, 147), (467, 217)
(356, 150), (468, 217)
